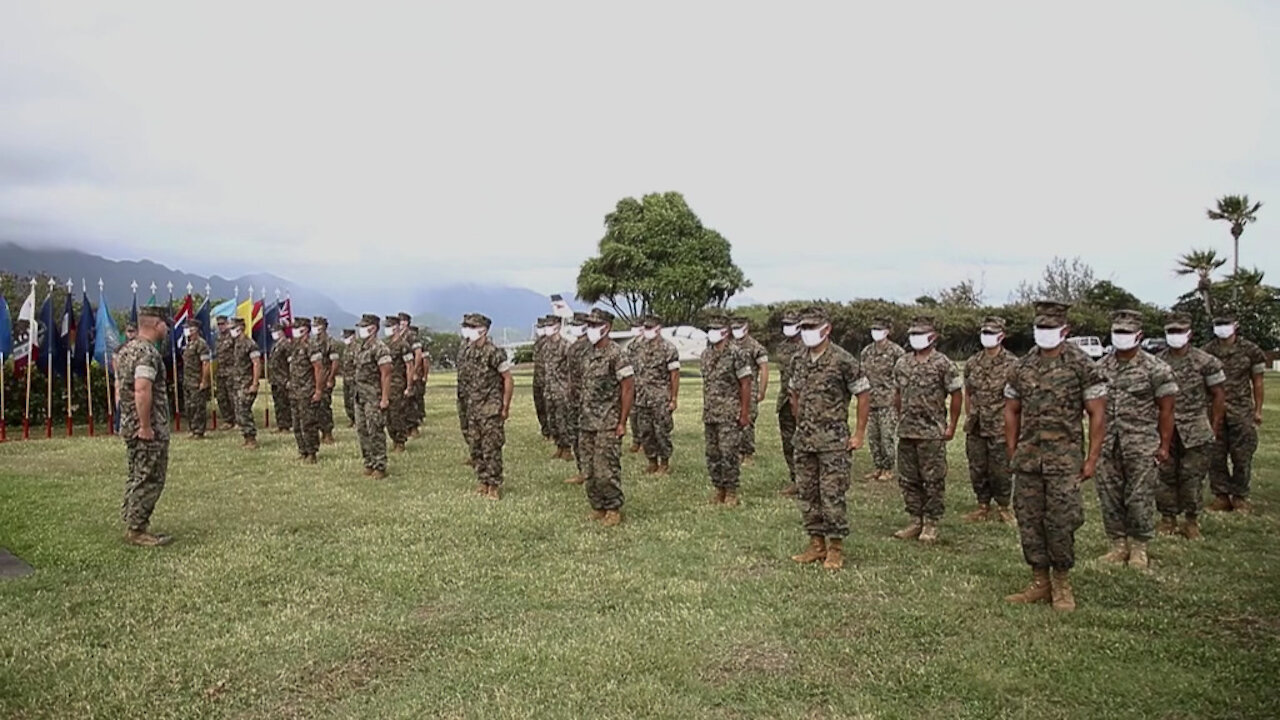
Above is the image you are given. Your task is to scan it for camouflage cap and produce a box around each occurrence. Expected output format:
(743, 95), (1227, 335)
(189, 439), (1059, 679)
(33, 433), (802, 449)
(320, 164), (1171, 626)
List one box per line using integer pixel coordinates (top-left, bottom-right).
(270, 321), (285, 332)
(1034, 300), (1071, 328)
(571, 311), (590, 325)
(124, 321), (138, 332)
(188, 319), (203, 330)
(730, 315), (749, 327)
(980, 316), (1007, 333)
(586, 308), (615, 326)
(870, 316), (894, 330)
(397, 312), (411, 323)
(341, 328), (355, 337)
(704, 311), (731, 329)
(1212, 311), (1236, 325)
(357, 313), (379, 327)
(231, 317), (246, 328)
(215, 315), (229, 323)
(138, 305), (171, 324)
(535, 316), (548, 328)
(797, 306), (830, 328)
(908, 315), (937, 334)
(642, 313), (663, 327)
(409, 325), (420, 333)
(1110, 309), (1144, 333)
(312, 315), (328, 327)
(781, 309), (801, 325)
(384, 315), (400, 326)
(1164, 312), (1193, 331)
(462, 312), (492, 329)
(544, 314), (562, 325)
(293, 317), (312, 329)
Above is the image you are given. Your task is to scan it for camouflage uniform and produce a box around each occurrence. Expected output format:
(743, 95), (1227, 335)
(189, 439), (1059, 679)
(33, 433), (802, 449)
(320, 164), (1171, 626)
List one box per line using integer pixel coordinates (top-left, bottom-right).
(214, 324), (237, 426)
(775, 314), (805, 486)
(459, 314), (513, 488)
(230, 323), (261, 439)
(702, 320), (753, 491)
(353, 316), (392, 472)
(288, 320), (322, 458)
(339, 331), (357, 426)
(1156, 317), (1225, 521)
(182, 329), (212, 437)
(633, 320), (680, 464)
(790, 310), (871, 539)
(117, 324), (172, 533)
(268, 327), (293, 431)
(565, 313), (591, 476)
(544, 326), (574, 452)
(1096, 311), (1178, 544)
(578, 310), (634, 511)
(407, 327), (428, 434)
(731, 320), (769, 457)
(893, 320), (962, 524)
(384, 316), (412, 446)
(963, 319), (1018, 508)
(456, 338), (475, 455)
(1005, 306), (1108, 571)
(312, 320), (340, 437)
(1203, 327), (1267, 501)
(533, 318), (551, 438)
(861, 326), (905, 474)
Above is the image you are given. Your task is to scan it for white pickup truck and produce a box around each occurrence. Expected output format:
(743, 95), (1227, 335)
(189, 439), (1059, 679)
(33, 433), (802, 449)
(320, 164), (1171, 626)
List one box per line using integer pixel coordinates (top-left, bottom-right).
(1067, 336), (1105, 360)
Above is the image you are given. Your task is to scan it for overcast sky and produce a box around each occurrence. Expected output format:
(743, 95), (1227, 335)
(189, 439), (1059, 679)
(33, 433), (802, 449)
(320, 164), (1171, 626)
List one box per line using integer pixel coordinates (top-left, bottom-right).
(2, 0), (1277, 311)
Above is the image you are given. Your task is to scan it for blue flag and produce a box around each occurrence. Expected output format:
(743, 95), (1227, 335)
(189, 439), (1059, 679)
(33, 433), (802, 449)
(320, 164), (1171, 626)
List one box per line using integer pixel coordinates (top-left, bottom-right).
(94, 290), (122, 367)
(195, 298), (213, 352)
(130, 292), (138, 326)
(38, 294), (54, 372)
(52, 291), (74, 377)
(73, 292), (95, 376)
(262, 300), (280, 354)
(0, 292), (10, 359)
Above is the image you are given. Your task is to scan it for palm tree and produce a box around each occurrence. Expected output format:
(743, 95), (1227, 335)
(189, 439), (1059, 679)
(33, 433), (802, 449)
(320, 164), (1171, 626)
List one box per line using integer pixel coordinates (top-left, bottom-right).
(1206, 195), (1263, 273)
(1175, 248), (1227, 316)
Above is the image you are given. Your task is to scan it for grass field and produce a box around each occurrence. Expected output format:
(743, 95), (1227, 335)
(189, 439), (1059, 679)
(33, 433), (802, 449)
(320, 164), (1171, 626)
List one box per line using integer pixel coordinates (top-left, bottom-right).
(1, 371), (1278, 719)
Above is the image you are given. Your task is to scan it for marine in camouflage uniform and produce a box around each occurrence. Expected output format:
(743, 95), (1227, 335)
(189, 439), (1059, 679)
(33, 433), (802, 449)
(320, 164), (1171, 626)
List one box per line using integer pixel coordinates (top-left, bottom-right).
(1094, 310), (1177, 570)
(339, 329), (357, 427)
(1156, 312), (1225, 539)
(213, 316), (237, 429)
(632, 314), (680, 474)
(288, 317), (323, 462)
(455, 327), (475, 463)
(563, 312), (592, 483)
(407, 325), (429, 437)
(267, 323), (293, 432)
(384, 314), (414, 451)
(229, 317), (262, 447)
(543, 316), (575, 460)
(892, 316), (963, 543)
(775, 310), (805, 495)
(787, 306), (872, 570)
(1203, 312), (1267, 513)
(458, 313), (514, 498)
(702, 313), (753, 506)
(353, 315), (392, 477)
(312, 317), (341, 444)
(533, 316), (552, 440)
(730, 316), (769, 462)
(1004, 301), (1108, 612)
(577, 309), (634, 525)
(181, 319), (212, 438)
(860, 317), (905, 481)
(962, 316), (1018, 523)
(117, 306), (174, 547)
(626, 324), (645, 453)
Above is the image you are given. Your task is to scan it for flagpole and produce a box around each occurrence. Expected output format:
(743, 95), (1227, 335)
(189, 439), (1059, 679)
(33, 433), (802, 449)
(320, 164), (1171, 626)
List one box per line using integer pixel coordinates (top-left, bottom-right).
(23, 278), (35, 440)
(0, 349), (6, 442)
(45, 277), (55, 439)
(168, 280), (182, 432)
(65, 279), (73, 436)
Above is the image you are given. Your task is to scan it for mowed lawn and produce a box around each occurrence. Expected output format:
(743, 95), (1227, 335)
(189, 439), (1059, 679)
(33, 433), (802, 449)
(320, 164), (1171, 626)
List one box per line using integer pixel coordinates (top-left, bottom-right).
(1, 371), (1278, 720)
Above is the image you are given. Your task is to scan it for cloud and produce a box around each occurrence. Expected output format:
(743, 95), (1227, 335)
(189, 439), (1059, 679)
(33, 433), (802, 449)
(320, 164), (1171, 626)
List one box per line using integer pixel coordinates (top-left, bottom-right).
(0, 0), (1277, 309)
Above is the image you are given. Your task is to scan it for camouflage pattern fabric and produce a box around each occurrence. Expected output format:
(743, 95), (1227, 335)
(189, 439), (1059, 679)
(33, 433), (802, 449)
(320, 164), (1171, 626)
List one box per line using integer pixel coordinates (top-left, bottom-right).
(633, 335), (680, 461)
(894, 351), (962, 439)
(459, 339), (512, 486)
(580, 430), (623, 510)
(565, 337), (590, 474)
(182, 335), (211, 436)
(1204, 337), (1266, 498)
(965, 434), (1010, 507)
(455, 341), (475, 454)
(636, 406), (674, 462)
(533, 332), (550, 437)
(861, 340), (905, 409)
(1158, 435), (1210, 518)
(964, 346), (1018, 506)
(733, 334), (769, 455)
(313, 331), (340, 434)
(704, 423), (743, 489)
(385, 332), (411, 444)
(866, 407), (898, 472)
(1157, 346), (1225, 516)
(230, 334), (260, 439)
(775, 338), (805, 482)
(468, 415), (506, 487)
(578, 341), (632, 431)
(268, 340), (293, 430)
(795, 451), (852, 539)
(116, 338), (171, 530)
(1014, 473), (1084, 571)
(288, 337), (322, 457)
(542, 334), (573, 449)
(214, 329), (237, 424)
(701, 342), (752, 424)
(354, 336), (392, 471)
(897, 439), (947, 520)
(340, 341), (357, 425)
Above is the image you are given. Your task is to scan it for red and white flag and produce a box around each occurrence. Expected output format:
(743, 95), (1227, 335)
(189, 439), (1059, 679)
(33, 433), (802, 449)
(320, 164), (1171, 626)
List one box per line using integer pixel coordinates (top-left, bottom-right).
(279, 297), (293, 337)
(13, 285), (36, 373)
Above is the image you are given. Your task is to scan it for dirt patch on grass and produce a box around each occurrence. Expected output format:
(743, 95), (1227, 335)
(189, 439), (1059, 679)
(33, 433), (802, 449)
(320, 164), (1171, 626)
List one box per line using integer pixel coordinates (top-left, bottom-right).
(1200, 613), (1280, 649)
(702, 641), (794, 686)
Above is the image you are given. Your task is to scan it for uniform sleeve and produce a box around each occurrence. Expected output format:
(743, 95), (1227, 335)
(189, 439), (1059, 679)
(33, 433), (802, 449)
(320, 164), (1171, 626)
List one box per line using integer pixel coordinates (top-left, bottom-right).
(376, 345), (392, 366)
(1151, 359), (1178, 398)
(249, 349), (261, 360)
(1003, 363), (1021, 400)
(846, 356), (871, 396)
(944, 359), (963, 393)
(665, 343), (680, 371)
(200, 342), (212, 362)
(754, 344), (769, 366)
(133, 351), (157, 381)
(615, 348), (635, 381)
(893, 358), (907, 389)
(1249, 343), (1268, 376)
(733, 350), (753, 380)
(491, 347), (513, 374)
(1202, 354), (1226, 387)
(1081, 361), (1108, 401)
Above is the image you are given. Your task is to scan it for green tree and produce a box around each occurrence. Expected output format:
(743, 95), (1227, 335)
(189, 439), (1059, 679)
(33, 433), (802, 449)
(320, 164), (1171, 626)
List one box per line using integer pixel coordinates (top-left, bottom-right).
(1172, 266), (1279, 348)
(1082, 280), (1142, 312)
(576, 192), (750, 325)
(1011, 256), (1096, 304)
(1174, 248), (1227, 317)
(1206, 194), (1263, 273)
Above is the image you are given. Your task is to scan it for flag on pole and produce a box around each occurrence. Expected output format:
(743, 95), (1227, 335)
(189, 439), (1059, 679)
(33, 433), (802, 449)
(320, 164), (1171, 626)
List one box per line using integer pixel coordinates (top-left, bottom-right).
(73, 291), (95, 376)
(195, 298), (214, 351)
(210, 297), (236, 320)
(13, 284), (36, 373)
(53, 290), (74, 377)
(235, 297), (262, 333)
(279, 297), (294, 338)
(172, 294), (194, 350)
(37, 292), (54, 370)
(94, 290), (122, 366)
(0, 291), (11, 360)
(263, 300), (281, 354)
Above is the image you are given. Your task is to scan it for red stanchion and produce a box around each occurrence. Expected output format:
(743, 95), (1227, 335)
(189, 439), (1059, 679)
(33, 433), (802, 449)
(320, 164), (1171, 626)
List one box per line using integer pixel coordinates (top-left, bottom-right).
(88, 415), (95, 437)
(66, 416), (73, 436)
(22, 418), (30, 439)
(212, 410), (218, 430)
(45, 418), (52, 439)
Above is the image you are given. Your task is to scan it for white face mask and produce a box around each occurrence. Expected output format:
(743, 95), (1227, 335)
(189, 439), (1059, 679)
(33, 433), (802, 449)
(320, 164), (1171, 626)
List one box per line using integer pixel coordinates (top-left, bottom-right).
(343, 336), (353, 345)
(871, 329), (888, 342)
(358, 325), (374, 339)
(731, 327), (747, 340)
(1165, 331), (1190, 349)
(1111, 332), (1140, 352)
(230, 328), (242, 338)
(1034, 327), (1065, 350)
(643, 328), (659, 340)
(908, 333), (932, 351)
(1213, 324), (1235, 339)
(801, 325), (828, 348)
(272, 331), (283, 341)
(707, 329), (727, 344)
(470, 328), (486, 343)
(384, 326), (395, 338)
(631, 328), (642, 338)
(586, 325), (606, 344)
(295, 328), (309, 339)
(979, 332), (1002, 349)
(186, 328), (197, 337)
(782, 324), (799, 338)
(573, 325), (588, 338)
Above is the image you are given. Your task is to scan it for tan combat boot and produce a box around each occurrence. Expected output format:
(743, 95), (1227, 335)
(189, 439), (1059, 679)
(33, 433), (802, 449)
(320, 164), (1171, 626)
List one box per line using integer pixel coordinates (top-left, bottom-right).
(791, 536), (827, 564)
(410, 428), (420, 438)
(877, 470), (895, 482)
(710, 488), (727, 505)
(392, 442), (406, 453)
(462, 457), (475, 467)
(588, 508), (606, 521)
(124, 528), (173, 547)
(1005, 568), (1052, 604)
(863, 470), (879, 481)
(646, 459), (659, 474)
(363, 467), (374, 476)
(1098, 538), (1129, 564)
(485, 485), (502, 501)
(304, 454), (318, 465)
(741, 454), (755, 467)
(322, 432), (336, 445)
(565, 474), (584, 485)
(918, 520), (939, 544)
(657, 460), (670, 476)
(892, 518), (923, 540)
(780, 483), (798, 497)
(1156, 516), (1178, 536)
(602, 510), (623, 527)
(629, 443), (642, 454)
(962, 504), (991, 523)
(1181, 516), (1203, 540)
(243, 437), (258, 450)
(1051, 570), (1076, 612)
(1231, 496), (1253, 514)
(370, 469), (387, 480)
(1208, 494), (1233, 512)
(995, 503), (1016, 525)
(724, 491), (741, 508)
(475, 483), (487, 495)
(822, 539), (844, 570)
(1127, 540), (1150, 571)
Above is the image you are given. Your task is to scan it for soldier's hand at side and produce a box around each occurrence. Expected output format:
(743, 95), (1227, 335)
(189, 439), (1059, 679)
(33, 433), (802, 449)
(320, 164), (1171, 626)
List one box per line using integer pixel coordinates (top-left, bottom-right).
(943, 425), (956, 442)
(756, 390), (766, 403)
(847, 434), (865, 451)
(312, 391), (322, 403)
(615, 423), (627, 438)
(501, 406), (510, 422)
(137, 425), (154, 441)
(403, 388), (413, 398)
(1213, 421), (1224, 441)
(327, 379), (335, 390)
(1255, 409), (1264, 426)
(738, 413), (750, 429)
(379, 398), (389, 410)
(249, 382), (258, 394)
(1154, 446), (1170, 466)
(1079, 457), (1097, 482)
(668, 399), (677, 412)
(199, 382), (208, 391)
